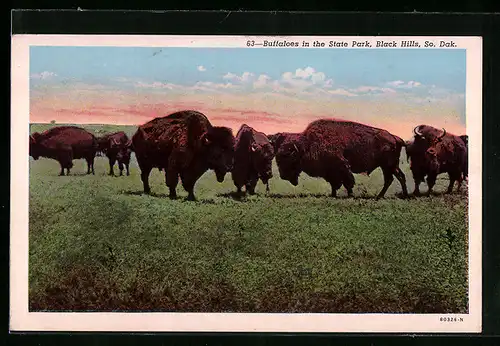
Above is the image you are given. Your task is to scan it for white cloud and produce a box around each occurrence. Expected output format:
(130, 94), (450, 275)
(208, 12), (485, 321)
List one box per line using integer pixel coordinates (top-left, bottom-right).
(31, 71), (57, 80)
(135, 81), (176, 89)
(223, 71), (255, 83)
(253, 74), (272, 89)
(192, 81), (236, 91)
(387, 80), (422, 89)
(354, 86), (397, 94)
(278, 67), (334, 93)
(327, 88), (358, 97)
(387, 80), (405, 87)
(197, 65), (206, 72)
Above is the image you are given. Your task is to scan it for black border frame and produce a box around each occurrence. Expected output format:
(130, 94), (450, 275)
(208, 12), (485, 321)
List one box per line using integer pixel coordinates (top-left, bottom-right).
(8, 9), (500, 345)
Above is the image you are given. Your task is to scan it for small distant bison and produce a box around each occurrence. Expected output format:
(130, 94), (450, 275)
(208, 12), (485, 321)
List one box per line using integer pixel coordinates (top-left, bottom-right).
(276, 119), (408, 199)
(97, 131), (133, 176)
(405, 125), (467, 196)
(29, 126), (99, 176)
(232, 124), (275, 195)
(132, 110), (235, 200)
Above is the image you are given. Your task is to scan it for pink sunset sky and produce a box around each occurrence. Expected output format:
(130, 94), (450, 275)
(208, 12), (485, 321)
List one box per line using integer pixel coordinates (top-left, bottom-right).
(29, 46), (468, 139)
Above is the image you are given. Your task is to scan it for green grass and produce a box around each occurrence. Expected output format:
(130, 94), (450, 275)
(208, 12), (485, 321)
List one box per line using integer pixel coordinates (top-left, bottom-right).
(29, 123), (469, 313)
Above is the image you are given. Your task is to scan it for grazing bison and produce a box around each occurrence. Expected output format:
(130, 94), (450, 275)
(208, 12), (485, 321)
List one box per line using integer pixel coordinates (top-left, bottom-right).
(232, 124), (275, 195)
(267, 132), (301, 154)
(405, 125), (467, 196)
(29, 126), (98, 176)
(132, 110), (235, 200)
(275, 119), (408, 199)
(97, 131), (133, 176)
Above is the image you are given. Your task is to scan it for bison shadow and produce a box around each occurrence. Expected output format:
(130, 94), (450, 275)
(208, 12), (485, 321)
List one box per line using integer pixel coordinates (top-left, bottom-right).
(121, 190), (219, 204)
(55, 172), (95, 177)
(410, 190), (467, 198)
(216, 191), (251, 201)
(216, 191), (276, 202)
(122, 190), (170, 198)
(217, 191), (412, 200)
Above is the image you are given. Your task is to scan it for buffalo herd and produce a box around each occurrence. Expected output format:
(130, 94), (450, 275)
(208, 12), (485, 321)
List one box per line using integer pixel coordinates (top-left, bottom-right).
(29, 110), (469, 201)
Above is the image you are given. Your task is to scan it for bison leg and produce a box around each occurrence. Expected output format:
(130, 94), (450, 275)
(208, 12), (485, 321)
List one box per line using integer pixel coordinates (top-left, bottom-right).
(140, 165), (152, 194)
(376, 168), (394, 200)
(393, 167), (408, 197)
(456, 173), (464, 193)
(86, 157), (95, 175)
(126, 163), (130, 176)
(412, 173), (424, 196)
(235, 185), (245, 196)
(58, 163), (65, 176)
(108, 157), (116, 176)
(179, 174), (197, 201)
(342, 175), (355, 198)
(426, 173), (437, 196)
(329, 180), (342, 198)
(246, 178), (258, 195)
(447, 171), (463, 194)
(166, 169), (179, 199)
(118, 161), (124, 176)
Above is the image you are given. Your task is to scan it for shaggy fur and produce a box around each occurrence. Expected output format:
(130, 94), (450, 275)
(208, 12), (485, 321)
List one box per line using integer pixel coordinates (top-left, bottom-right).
(132, 110), (235, 200)
(267, 132), (302, 154)
(29, 126), (99, 176)
(276, 119), (408, 199)
(97, 131), (133, 176)
(232, 124), (275, 195)
(405, 125), (467, 196)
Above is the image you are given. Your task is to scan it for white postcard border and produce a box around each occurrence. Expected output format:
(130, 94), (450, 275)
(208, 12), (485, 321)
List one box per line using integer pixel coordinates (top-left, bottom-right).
(10, 34), (483, 333)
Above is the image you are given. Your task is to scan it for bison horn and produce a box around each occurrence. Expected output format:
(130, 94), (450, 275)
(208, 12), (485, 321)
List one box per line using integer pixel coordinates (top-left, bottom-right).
(251, 144), (257, 152)
(413, 126), (422, 137)
(293, 143), (299, 153)
(200, 132), (210, 145)
(438, 128), (446, 139)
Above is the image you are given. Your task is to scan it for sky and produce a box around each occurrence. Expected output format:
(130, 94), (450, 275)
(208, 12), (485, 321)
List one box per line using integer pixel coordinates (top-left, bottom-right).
(29, 46), (467, 138)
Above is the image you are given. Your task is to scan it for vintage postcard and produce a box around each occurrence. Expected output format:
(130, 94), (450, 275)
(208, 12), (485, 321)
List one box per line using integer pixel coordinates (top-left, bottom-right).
(10, 34), (482, 333)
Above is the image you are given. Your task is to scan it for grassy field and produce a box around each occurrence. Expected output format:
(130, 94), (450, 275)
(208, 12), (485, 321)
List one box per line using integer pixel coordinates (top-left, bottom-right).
(29, 123), (469, 313)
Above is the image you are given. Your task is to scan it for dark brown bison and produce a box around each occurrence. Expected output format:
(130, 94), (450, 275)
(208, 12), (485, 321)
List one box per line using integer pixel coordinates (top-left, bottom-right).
(267, 132), (301, 154)
(29, 126), (99, 176)
(275, 119), (408, 199)
(97, 131), (133, 176)
(232, 124), (275, 195)
(405, 125), (467, 196)
(131, 110), (235, 200)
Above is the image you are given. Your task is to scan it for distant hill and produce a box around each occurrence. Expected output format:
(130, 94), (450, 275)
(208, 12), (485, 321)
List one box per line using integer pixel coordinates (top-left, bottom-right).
(29, 123), (139, 137)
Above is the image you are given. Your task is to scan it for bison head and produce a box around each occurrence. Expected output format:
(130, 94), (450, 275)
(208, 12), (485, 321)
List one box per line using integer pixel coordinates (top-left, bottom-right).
(250, 141), (275, 185)
(201, 127), (235, 182)
(116, 139), (133, 162)
(29, 132), (42, 160)
(410, 125), (447, 156)
(97, 137), (109, 153)
(407, 125), (447, 172)
(413, 125), (446, 145)
(276, 139), (303, 186)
